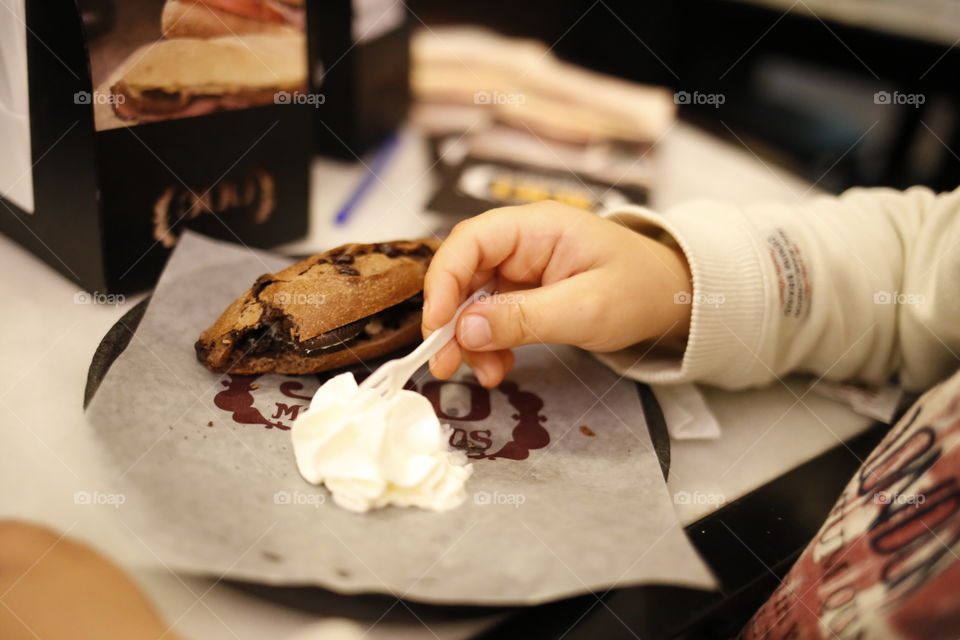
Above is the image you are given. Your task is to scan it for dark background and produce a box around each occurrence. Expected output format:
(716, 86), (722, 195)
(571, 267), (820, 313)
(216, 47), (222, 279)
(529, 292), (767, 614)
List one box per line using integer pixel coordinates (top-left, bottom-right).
(410, 0), (960, 193)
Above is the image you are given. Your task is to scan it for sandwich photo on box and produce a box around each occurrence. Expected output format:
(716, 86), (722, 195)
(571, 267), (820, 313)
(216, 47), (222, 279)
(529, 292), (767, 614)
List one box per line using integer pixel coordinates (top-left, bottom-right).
(161, 0), (306, 38)
(108, 34), (307, 125)
(84, 0), (308, 131)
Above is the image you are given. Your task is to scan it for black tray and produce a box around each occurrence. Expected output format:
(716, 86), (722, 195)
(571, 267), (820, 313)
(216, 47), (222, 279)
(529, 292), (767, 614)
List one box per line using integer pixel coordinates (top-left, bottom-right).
(84, 297), (891, 639)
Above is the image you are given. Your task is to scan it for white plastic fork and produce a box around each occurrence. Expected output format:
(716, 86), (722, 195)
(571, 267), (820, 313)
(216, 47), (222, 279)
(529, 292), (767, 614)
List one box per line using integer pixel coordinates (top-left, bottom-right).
(360, 281), (497, 399)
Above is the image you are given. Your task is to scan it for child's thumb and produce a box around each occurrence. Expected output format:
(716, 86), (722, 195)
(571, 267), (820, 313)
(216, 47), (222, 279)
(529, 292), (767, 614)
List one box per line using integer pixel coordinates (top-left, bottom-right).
(455, 280), (592, 351)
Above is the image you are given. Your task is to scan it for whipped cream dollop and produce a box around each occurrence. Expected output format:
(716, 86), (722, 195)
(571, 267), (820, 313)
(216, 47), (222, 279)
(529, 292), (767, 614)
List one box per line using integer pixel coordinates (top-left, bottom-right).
(291, 373), (473, 513)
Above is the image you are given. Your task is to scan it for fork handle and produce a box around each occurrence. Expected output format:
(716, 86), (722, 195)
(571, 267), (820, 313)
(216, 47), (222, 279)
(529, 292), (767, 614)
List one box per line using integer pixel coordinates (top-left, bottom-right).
(407, 281), (497, 366)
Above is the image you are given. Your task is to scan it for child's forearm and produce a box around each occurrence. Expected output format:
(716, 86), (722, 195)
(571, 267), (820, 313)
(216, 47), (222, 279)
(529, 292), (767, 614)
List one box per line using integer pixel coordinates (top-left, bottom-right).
(597, 186), (960, 391)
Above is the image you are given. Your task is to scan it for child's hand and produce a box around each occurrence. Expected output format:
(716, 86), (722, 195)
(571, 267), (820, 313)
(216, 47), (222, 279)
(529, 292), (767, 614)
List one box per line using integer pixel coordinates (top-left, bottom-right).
(422, 200), (693, 387)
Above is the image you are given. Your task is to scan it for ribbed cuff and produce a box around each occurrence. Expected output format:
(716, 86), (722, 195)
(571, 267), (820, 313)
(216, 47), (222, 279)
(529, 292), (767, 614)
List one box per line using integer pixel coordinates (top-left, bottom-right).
(596, 202), (771, 389)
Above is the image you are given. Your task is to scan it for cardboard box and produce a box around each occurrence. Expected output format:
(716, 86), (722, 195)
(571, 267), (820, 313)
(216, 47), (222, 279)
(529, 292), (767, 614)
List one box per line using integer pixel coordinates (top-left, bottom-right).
(0, 0), (312, 293)
(311, 0), (410, 158)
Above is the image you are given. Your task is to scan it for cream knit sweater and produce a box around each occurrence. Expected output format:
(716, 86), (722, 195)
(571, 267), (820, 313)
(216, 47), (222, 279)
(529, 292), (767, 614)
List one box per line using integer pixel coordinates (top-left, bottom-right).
(597, 186), (960, 392)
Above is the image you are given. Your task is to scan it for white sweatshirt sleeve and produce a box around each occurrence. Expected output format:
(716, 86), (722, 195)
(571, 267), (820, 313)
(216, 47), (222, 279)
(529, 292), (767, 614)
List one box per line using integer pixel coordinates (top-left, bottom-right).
(594, 186), (960, 392)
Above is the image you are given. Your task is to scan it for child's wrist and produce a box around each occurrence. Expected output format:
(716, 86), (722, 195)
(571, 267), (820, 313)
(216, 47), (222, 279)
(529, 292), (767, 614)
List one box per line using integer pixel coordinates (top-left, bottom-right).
(630, 235), (692, 344)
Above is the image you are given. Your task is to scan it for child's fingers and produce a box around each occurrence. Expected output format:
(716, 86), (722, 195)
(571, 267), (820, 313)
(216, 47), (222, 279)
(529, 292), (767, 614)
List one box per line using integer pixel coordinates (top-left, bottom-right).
(429, 339), (462, 379)
(423, 203), (579, 332)
(494, 348), (516, 385)
(461, 350), (499, 387)
(461, 348), (515, 388)
(423, 213), (517, 331)
(456, 272), (602, 351)
(427, 340), (515, 389)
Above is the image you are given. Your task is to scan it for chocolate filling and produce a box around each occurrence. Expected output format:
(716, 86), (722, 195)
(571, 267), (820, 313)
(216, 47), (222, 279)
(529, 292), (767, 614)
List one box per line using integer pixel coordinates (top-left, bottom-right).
(296, 241), (435, 277)
(235, 293), (423, 360)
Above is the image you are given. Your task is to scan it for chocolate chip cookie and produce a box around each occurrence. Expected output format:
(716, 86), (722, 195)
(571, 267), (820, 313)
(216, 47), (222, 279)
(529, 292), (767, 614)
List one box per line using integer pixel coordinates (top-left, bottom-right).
(196, 238), (439, 374)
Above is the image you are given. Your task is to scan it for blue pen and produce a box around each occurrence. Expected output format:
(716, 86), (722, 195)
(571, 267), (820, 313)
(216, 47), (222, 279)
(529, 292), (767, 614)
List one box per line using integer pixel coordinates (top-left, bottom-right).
(334, 132), (401, 226)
